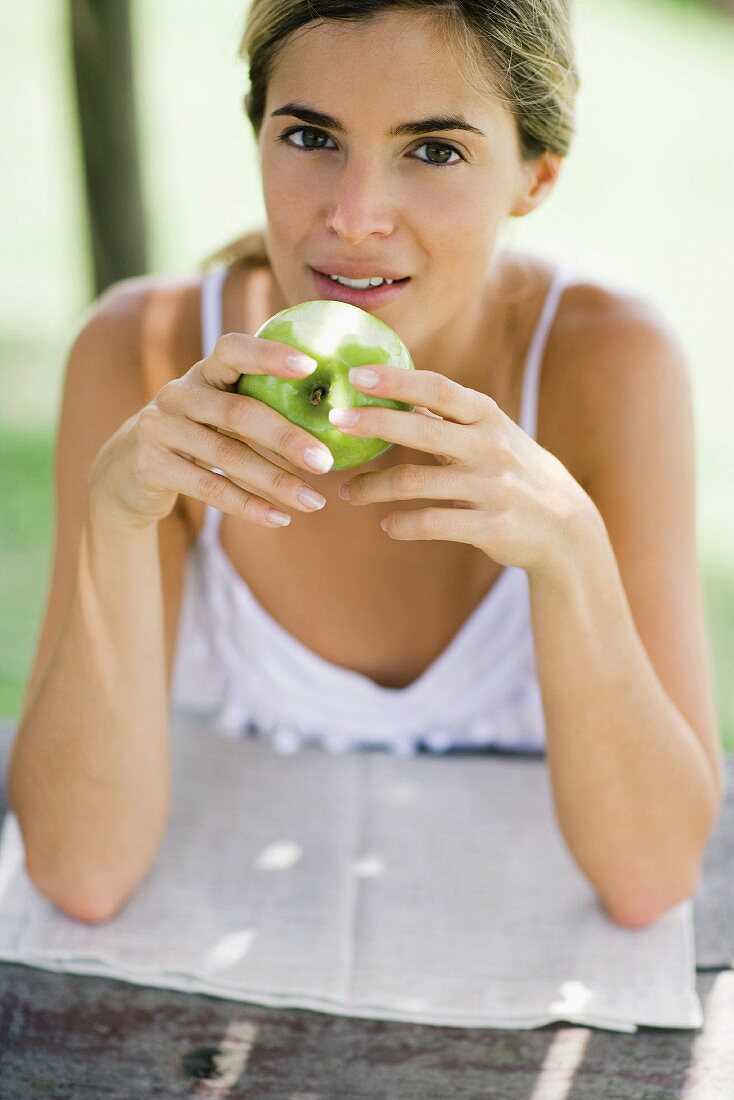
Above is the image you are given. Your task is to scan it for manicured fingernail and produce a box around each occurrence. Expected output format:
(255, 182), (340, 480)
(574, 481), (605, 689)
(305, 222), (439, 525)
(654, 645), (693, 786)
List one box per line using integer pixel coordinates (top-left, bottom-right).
(349, 367), (379, 388)
(266, 508), (291, 526)
(304, 446), (334, 472)
(298, 486), (327, 510)
(329, 408), (359, 428)
(338, 482), (351, 500)
(287, 353), (317, 375)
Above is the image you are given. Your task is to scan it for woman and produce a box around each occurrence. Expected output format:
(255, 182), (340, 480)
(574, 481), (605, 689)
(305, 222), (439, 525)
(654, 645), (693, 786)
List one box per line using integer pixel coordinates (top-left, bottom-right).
(8, 0), (723, 929)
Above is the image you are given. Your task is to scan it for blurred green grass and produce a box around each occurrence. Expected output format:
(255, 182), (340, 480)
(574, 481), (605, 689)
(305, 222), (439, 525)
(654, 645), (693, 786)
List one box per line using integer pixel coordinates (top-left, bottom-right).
(0, 0), (733, 747)
(0, 429), (54, 718)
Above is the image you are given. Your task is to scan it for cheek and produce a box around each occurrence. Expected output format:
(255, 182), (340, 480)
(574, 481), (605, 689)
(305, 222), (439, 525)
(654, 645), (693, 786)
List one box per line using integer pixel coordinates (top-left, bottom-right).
(262, 174), (298, 220)
(438, 227), (503, 301)
(419, 182), (506, 257)
(261, 155), (307, 213)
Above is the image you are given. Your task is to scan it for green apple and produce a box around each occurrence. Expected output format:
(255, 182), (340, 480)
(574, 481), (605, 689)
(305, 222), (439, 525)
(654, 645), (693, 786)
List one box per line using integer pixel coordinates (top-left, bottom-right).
(236, 299), (415, 471)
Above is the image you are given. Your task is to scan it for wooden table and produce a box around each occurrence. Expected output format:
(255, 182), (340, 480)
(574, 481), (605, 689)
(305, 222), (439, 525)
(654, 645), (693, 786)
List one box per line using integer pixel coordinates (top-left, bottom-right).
(1, 722), (731, 1098)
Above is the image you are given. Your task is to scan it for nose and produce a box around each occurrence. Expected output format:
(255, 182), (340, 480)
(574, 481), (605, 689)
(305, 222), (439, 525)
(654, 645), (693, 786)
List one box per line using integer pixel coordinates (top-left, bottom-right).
(325, 158), (396, 244)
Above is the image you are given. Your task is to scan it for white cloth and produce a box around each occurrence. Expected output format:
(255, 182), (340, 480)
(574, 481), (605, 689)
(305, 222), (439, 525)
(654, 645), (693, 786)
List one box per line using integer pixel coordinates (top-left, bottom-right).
(0, 715), (702, 1033)
(169, 263), (576, 756)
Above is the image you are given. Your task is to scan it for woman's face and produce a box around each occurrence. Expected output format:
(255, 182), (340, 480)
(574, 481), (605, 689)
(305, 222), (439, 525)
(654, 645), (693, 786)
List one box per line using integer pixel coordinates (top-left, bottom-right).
(257, 11), (558, 366)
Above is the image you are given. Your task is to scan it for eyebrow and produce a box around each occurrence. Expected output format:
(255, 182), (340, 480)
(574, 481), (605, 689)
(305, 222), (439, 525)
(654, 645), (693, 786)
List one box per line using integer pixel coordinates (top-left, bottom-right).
(270, 101), (486, 139)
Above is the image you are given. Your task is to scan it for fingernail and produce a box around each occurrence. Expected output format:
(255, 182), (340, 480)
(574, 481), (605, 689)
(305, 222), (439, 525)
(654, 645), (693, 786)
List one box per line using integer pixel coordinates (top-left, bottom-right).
(287, 353), (317, 375)
(329, 408), (359, 428)
(266, 508), (291, 526)
(304, 446), (334, 472)
(349, 367), (379, 388)
(298, 486), (327, 510)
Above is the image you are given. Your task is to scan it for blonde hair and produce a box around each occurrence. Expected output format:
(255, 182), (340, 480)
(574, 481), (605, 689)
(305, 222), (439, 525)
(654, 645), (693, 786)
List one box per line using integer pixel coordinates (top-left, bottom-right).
(201, 0), (579, 272)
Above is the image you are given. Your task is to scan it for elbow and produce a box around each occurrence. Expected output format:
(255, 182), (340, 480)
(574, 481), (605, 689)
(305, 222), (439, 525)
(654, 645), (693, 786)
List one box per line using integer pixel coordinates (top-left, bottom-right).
(19, 817), (164, 927)
(606, 904), (667, 930)
(55, 898), (126, 926)
(600, 818), (714, 930)
(25, 858), (130, 926)
(603, 868), (702, 930)
(37, 884), (127, 926)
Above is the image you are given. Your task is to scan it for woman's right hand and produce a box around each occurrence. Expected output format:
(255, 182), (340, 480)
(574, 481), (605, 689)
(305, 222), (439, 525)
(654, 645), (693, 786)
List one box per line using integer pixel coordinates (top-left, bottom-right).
(88, 332), (336, 529)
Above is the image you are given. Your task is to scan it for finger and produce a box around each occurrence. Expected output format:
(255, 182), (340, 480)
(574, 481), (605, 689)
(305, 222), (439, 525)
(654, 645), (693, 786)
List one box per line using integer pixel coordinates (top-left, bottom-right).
(149, 444), (297, 528)
(343, 464), (475, 506)
(380, 506), (491, 548)
(328, 403), (468, 461)
(348, 364), (493, 424)
(167, 378), (335, 475)
(194, 331), (318, 391)
(413, 405), (453, 464)
(147, 408), (328, 514)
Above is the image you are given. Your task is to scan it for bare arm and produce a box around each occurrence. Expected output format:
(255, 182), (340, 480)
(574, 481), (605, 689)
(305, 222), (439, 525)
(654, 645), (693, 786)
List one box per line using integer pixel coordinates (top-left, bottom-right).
(530, 511), (720, 928)
(7, 283), (183, 923)
(528, 302), (724, 928)
(8, 498), (173, 924)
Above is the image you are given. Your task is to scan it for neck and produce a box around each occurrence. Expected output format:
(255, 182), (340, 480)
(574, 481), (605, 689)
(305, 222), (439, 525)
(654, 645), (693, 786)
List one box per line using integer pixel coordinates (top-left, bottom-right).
(407, 266), (511, 397)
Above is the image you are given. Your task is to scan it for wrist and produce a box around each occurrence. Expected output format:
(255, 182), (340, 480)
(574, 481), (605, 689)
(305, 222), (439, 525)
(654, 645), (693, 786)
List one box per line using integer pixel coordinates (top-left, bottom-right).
(86, 483), (159, 538)
(533, 495), (611, 595)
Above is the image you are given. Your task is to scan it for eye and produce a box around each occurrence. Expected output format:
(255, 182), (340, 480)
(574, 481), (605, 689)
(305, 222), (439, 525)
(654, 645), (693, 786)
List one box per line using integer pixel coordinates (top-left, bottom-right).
(277, 126), (465, 167)
(278, 126), (336, 152)
(412, 142), (464, 167)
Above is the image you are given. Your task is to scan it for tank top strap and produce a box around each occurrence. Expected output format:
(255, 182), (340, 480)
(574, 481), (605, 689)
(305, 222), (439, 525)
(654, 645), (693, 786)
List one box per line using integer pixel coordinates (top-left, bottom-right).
(199, 498), (225, 544)
(200, 265), (228, 359)
(518, 264), (575, 440)
(199, 265), (229, 544)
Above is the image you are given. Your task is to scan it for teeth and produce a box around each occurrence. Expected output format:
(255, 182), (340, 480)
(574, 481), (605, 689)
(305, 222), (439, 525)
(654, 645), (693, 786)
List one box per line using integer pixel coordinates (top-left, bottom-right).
(327, 274), (394, 289)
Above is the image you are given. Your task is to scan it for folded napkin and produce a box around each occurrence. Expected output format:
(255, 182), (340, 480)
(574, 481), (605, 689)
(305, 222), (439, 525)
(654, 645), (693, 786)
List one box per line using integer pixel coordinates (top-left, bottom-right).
(0, 715), (702, 1033)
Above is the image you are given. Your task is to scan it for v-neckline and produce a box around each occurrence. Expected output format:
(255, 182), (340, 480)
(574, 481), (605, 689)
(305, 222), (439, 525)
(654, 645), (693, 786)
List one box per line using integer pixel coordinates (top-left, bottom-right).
(203, 522), (523, 698)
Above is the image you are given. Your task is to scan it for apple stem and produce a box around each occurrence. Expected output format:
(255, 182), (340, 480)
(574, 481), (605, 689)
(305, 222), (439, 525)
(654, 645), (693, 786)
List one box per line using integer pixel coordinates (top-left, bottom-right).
(310, 386), (327, 406)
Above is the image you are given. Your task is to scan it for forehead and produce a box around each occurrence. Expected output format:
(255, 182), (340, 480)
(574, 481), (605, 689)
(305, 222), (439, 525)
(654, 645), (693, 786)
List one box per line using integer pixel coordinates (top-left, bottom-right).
(267, 11), (503, 125)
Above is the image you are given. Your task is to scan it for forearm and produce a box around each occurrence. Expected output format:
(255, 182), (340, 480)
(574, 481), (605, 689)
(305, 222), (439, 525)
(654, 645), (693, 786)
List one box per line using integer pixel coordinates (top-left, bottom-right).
(8, 497), (171, 922)
(528, 504), (721, 926)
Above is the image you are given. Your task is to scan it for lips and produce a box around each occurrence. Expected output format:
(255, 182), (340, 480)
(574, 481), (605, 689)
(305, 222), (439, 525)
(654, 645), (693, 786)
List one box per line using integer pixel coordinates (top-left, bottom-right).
(310, 268), (411, 308)
(312, 265), (411, 281)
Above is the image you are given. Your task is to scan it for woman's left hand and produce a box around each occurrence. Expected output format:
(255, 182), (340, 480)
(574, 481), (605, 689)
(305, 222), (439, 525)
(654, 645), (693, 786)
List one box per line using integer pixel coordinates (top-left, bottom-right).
(329, 363), (597, 580)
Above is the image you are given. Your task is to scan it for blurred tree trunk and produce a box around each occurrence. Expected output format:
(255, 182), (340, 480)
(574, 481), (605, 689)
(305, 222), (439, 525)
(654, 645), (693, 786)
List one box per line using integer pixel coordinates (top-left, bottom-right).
(69, 0), (148, 295)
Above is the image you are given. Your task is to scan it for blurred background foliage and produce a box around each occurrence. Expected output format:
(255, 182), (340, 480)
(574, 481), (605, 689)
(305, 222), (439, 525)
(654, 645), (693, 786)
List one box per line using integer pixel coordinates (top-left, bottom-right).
(0, 0), (732, 747)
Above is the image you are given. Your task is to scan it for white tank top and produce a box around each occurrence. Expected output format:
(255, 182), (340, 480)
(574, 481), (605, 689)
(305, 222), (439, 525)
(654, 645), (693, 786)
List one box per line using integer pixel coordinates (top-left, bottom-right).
(170, 262), (575, 757)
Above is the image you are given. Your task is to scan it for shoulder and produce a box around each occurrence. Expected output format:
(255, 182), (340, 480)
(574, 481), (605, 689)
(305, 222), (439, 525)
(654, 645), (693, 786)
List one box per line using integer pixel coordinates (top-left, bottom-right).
(557, 274), (687, 376)
(548, 270), (691, 491)
(502, 248), (688, 381)
(82, 271), (192, 333)
(77, 272), (205, 401)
